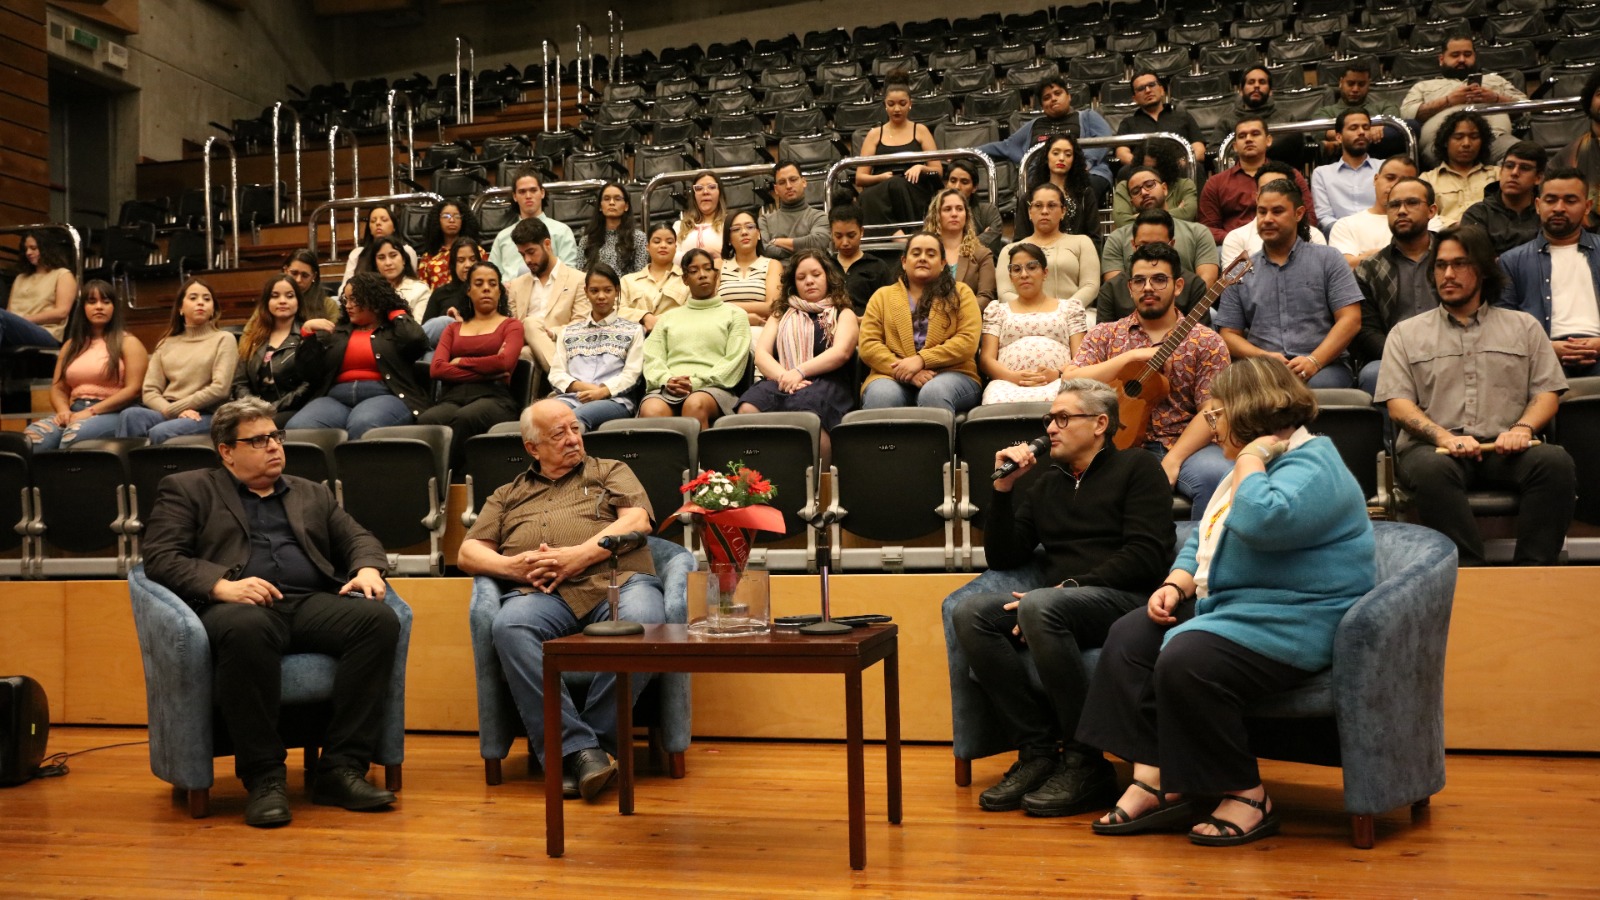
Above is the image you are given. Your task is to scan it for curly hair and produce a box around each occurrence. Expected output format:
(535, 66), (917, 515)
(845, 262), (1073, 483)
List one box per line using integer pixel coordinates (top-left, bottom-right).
(421, 200), (479, 255)
(773, 250), (851, 318)
(899, 232), (962, 325)
(342, 271), (410, 323)
(921, 188), (984, 262)
(1030, 133), (1092, 202)
(1141, 138), (1185, 188)
(1433, 109), (1493, 168)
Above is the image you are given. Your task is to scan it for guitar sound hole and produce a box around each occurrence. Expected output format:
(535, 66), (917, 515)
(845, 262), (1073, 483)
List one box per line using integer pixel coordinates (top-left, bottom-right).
(1125, 381), (1143, 399)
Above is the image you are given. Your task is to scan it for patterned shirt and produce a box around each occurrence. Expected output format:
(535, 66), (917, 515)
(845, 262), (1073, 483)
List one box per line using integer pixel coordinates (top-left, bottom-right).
(1073, 315), (1230, 448)
(548, 313), (645, 409)
(1353, 235), (1438, 365)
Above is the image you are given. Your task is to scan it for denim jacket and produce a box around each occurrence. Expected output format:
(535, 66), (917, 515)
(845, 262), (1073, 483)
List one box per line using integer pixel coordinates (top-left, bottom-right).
(1498, 230), (1600, 336)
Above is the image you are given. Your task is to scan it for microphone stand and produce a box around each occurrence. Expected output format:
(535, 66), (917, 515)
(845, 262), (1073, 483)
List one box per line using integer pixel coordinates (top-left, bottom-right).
(583, 537), (645, 636)
(800, 509), (851, 635)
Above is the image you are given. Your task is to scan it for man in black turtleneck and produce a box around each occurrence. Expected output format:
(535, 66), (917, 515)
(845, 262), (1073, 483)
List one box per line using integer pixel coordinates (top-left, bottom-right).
(759, 161), (829, 261)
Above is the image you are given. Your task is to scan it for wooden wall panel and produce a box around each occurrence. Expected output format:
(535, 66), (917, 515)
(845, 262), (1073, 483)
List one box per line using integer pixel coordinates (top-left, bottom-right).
(0, 589), (65, 714)
(0, 0), (47, 226)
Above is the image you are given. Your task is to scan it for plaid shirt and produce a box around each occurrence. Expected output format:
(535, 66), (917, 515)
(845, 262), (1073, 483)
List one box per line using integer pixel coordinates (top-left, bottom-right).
(1353, 235), (1438, 366)
(1073, 314), (1230, 448)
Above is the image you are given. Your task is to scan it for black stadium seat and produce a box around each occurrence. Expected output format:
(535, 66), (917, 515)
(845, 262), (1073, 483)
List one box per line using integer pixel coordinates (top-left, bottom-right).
(585, 418), (698, 542)
(829, 408), (959, 571)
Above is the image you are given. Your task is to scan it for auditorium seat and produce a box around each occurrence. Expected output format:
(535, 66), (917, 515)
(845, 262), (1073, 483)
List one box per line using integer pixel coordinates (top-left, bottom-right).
(336, 424), (452, 575)
(697, 412), (822, 571)
(1311, 388), (1388, 507)
(829, 408), (960, 571)
(0, 450), (29, 578)
(281, 428), (346, 487)
(125, 442), (221, 561)
(587, 418), (698, 544)
(29, 440), (137, 577)
(954, 402), (1052, 570)
(1553, 377), (1600, 526)
(461, 423), (530, 530)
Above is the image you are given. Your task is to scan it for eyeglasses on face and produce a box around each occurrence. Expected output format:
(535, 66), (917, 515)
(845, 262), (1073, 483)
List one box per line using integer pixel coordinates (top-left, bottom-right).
(439, 212), (462, 221)
(231, 429), (287, 450)
(1386, 197), (1427, 209)
(692, 184), (719, 194)
(1129, 274), (1172, 290)
(1008, 261), (1043, 275)
(1041, 412), (1099, 429)
(1030, 201), (1063, 211)
(1129, 179), (1163, 195)
(1202, 407), (1225, 430)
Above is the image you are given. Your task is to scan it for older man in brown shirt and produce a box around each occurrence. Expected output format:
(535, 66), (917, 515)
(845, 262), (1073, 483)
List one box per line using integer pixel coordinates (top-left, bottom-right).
(1375, 225), (1575, 566)
(458, 399), (663, 801)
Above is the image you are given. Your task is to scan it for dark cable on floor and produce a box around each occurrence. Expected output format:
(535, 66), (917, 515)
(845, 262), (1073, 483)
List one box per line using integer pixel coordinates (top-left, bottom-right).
(34, 740), (150, 779)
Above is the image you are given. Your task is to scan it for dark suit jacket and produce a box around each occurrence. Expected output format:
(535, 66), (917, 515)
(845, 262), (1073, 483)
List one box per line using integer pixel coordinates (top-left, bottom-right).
(143, 467), (389, 609)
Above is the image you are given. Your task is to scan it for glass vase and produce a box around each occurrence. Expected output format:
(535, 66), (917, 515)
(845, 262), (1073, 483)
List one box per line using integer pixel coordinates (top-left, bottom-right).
(687, 562), (771, 637)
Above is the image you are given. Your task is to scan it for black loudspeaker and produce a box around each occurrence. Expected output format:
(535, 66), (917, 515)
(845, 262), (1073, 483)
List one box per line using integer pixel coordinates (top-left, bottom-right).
(0, 675), (49, 786)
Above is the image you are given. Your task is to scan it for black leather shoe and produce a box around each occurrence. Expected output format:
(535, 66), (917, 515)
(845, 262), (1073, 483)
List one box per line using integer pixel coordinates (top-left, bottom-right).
(561, 767), (580, 800)
(244, 777), (292, 828)
(312, 766), (397, 810)
(1022, 758), (1118, 818)
(565, 748), (617, 802)
(978, 755), (1059, 812)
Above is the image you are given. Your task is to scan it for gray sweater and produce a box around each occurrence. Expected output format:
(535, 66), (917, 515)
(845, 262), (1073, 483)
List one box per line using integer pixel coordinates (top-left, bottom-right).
(759, 197), (830, 259)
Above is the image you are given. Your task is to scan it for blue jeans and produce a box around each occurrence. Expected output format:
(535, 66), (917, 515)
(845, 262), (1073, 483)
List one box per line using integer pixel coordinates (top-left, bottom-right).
(565, 397), (633, 432)
(490, 574), (667, 765)
(286, 380), (411, 439)
(419, 316), (453, 362)
(26, 399), (128, 451)
(1357, 359), (1381, 397)
(0, 310), (60, 351)
(1145, 441), (1231, 519)
(117, 406), (213, 444)
(862, 372), (981, 415)
(1305, 359), (1354, 389)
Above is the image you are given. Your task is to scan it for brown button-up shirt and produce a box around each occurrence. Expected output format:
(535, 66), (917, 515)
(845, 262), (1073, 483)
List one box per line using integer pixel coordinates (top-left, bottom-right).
(1375, 303), (1568, 452)
(465, 456), (655, 617)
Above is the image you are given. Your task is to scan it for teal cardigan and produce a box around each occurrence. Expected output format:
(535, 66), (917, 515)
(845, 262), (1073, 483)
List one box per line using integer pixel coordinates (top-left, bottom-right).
(1166, 435), (1376, 671)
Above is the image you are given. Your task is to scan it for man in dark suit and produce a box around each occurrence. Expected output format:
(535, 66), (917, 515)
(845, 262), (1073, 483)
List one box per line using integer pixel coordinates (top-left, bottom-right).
(143, 397), (401, 828)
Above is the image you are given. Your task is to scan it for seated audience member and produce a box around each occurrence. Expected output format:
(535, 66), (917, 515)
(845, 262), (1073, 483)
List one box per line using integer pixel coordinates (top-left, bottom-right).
(1378, 225), (1575, 565)
(1102, 168), (1221, 289)
(359, 235), (432, 326)
(338, 205), (417, 293)
(980, 243), (1088, 405)
(1220, 163), (1331, 265)
(945, 159), (1006, 257)
(997, 184), (1101, 316)
(579, 182), (648, 277)
(759, 161), (830, 261)
(1214, 178), (1363, 389)
(286, 272), (431, 438)
(1499, 168), (1600, 378)
(232, 275), (313, 425)
(676, 171), (727, 265)
(1555, 69), (1600, 230)
(490, 167), (581, 278)
(549, 263), (646, 432)
(639, 248), (752, 429)
(142, 397), (401, 828)
(2, 230), (75, 349)
(737, 250), (860, 457)
(830, 204), (896, 314)
(1199, 118), (1318, 245)
(1067, 242), (1233, 515)
(1402, 36), (1527, 167)
(416, 201), (479, 289)
(719, 210), (781, 328)
(1316, 60), (1406, 160)
(420, 261), (524, 470)
(1111, 139), (1199, 230)
(1215, 67), (1309, 165)
(1097, 212), (1212, 325)
(1079, 357), (1375, 847)
(457, 399), (665, 803)
(505, 217), (588, 371)
(977, 75), (1114, 201)
(618, 224), (688, 332)
(1016, 134), (1098, 243)
(858, 232), (983, 414)
(855, 71), (943, 227)
(1352, 178), (1441, 396)
(924, 188), (997, 310)
(1311, 111), (1382, 232)
(419, 237), (484, 327)
(118, 278), (237, 444)
(1329, 156), (1424, 267)
(1115, 70), (1208, 167)
(283, 249), (340, 320)
(1421, 110), (1497, 227)
(25, 280), (148, 451)
(1461, 142), (1546, 255)
(948, 378), (1174, 816)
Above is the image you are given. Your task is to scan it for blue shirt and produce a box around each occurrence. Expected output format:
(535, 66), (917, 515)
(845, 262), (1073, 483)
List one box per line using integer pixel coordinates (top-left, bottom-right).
(976, 110), (1113, 186)
(1214, 239), (1364, 360)
(1310, 156), (1379, 234)
(1499, 230), (1600, 336)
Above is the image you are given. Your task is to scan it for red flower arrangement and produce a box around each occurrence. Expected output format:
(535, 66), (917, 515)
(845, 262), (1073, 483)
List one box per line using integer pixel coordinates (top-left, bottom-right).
(666, 462), (785, 596)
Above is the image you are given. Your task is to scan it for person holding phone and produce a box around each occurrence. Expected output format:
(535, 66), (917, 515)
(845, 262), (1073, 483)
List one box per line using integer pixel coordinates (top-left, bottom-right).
(1402, 37), (1527, 166)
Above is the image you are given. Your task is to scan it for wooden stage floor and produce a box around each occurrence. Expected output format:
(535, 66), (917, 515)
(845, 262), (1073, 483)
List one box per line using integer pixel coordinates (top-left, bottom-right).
(4, 728), (1597, 898)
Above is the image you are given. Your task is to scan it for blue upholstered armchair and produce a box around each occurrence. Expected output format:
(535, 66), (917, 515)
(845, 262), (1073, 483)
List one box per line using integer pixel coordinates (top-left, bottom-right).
(942, 521), (1458, 848)
(469, 536), (695, 784)
(127, 565), (412, 818)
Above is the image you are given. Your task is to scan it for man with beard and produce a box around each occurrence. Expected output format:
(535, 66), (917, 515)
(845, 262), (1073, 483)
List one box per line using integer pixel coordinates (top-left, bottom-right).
(759, 161), (829, 261)
(1461, 142), (1546, 255)
(1316, 60), (1406, 160)
(1066, 242), (1233, 516)
(1330, 156), (1426, 267)
(1114, 70), (1208, 169)
(1553, 70), (1600, 231)
(1377, 225), (1574, 566)
(1312, 111), (1382, 233)
(1352, 178), (1441, 395)
(1198, 118), (1318, 244)
(507, 217), (589, 371)
(1216, 67), (1304, 166)
(978, 76), (1114, 203)
(1402, 37), (1526, 166)
(490, 167), (582, 277)
(1096, 210), (1212, 323)
(1500, 169), (1600, 378)
(1101, 167), (1221, 289)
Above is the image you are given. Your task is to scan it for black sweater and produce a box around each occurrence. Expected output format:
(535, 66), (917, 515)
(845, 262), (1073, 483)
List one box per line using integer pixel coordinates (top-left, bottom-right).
(984, 444), (1176, 592)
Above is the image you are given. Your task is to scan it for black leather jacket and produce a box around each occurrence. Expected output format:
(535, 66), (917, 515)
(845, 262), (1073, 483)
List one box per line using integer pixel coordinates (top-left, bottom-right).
(294, 311), (432, 418)
(231, 331), (312, 412)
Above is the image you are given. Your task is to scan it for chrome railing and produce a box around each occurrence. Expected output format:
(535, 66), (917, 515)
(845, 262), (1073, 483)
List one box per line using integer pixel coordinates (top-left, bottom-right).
(609, 9), (623, 83)
(824, 149), (999, 250)
(1461, 96), (1582, 117)
(270, 102), (303, 223)
(306, 192), (445, 259)
(386, 89), (416, 197)
(1019, 131), (1194, 235)
(1215, 114), (1416, 169)
(201, 136), (240, 269)
(455, 35), (476, 126)
(576, 23), (591, 107)
(326, 125), (361, 262)
(0, 223), (83, 285)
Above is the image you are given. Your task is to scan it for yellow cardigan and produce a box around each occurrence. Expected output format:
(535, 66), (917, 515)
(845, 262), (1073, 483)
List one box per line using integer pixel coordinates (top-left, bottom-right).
(857, 280), (982, 394)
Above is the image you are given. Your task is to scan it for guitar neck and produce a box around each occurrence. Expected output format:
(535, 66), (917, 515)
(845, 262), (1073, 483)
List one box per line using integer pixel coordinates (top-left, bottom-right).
(1148, 277), (1229, 370)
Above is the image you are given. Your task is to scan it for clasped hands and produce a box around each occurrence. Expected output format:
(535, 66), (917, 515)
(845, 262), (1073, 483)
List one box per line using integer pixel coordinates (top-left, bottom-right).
(211, 566), (386, 606)
(508, 543), (592, 593)
(890, 355), (932, 387)
(1438, 428), (1532, 459)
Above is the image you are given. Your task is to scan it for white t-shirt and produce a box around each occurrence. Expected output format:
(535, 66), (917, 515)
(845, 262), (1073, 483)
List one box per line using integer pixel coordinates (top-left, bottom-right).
(1549, 244), (1600, 338)
(1220, 220), (1327, 266)
(1326, 211), (1446, 261)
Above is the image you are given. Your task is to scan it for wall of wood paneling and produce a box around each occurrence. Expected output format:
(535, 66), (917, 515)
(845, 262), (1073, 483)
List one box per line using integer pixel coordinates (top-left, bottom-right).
(0, 0), (50, 227)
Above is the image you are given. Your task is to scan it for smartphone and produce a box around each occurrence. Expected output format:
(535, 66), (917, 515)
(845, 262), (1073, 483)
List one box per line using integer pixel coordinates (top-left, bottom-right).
(1467, 73), (1482, 86)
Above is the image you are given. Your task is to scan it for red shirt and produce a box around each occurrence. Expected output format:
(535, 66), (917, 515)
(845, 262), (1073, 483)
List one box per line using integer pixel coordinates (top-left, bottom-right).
(335, 329), (381, 383)
(1197, 165), (1319, 244)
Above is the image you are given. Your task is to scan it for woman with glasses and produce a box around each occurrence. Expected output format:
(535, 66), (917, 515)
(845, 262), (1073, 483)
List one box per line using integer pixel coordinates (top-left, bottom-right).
(1112, 138), (1200, 229)
(118, 278), (238, 444)
(998, 183), (1102, 318)
(676, 171), (726, 264)
(718, 210), (782, 329)
(232, 274), (313, 425)
(1078, 356), (1375, 847)
(580, 181), (648, 277)
(25, 280), (148, 451)
(855, 70), (943, 229)
(619, 224), (689, 332)
(923, 188), (997, 310)
(1018, 134), (1097, 244)
(858, 232), (982, 414)
(417, 201), (480, 289)
(419, 261), (523, 469)
(979, 243), (1088, 405)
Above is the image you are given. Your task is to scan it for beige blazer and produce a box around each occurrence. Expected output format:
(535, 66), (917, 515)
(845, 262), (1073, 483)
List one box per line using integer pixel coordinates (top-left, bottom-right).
(507, 260), (590, 369)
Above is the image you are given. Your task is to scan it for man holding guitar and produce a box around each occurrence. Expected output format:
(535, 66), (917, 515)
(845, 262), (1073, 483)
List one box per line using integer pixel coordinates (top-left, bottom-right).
(1063, 243), (1238, 518)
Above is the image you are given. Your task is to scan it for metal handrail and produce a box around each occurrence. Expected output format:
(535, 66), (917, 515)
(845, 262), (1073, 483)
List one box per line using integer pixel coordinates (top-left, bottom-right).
(201, 136), (240, 269)
(306, 192), (445, 259)
(823, 148), (999, 250)
(639, 164), (780, 227)
(326, 125), (361, 261)
(1215, 114), (1416, 169)
(542, 40), (553, 133)
(455, 36), (476, 126)
(0, 223), (83, 285)
(386, 90), (416, 197)
(1460, 96), (1581, 117)
(609, 9), (622, 83)
(1018, 131), (1194, 234)
(270, 102), (303, 224)
(552, 45), (564, 130)
(576, 23), (590, 107)
(469, 179), (609, 218)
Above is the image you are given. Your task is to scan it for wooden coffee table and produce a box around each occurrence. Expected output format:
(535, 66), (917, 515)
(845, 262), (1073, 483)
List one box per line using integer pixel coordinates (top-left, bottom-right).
(542, 623), (901, 870)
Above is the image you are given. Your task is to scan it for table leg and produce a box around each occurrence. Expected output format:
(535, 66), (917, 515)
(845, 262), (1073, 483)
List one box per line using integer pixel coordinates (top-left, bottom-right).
(844, 670), (866, 871)
(617, 670), (634, 815)
(884, 646), (902, 826)
(544, 662), (564, 858)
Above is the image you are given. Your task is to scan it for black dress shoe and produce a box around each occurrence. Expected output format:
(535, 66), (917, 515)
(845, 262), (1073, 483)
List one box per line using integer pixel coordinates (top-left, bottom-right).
(244, 777), (292, 828)
(564, 748), (617, 802)
(561, 767), (580, 800)
(312, 766), (397, 810)
(1022, 758), (1117, 818)
(978, 755), (1059, 812)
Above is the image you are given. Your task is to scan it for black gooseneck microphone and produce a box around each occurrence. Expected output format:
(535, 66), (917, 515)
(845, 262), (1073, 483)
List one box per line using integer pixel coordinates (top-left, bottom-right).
(991, 435), (1050, 482)
(598, 531), (649, 552)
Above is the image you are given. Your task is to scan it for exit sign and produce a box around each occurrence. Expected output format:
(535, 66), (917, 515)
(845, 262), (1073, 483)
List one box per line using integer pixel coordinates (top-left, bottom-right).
(68, 27), (100, 51)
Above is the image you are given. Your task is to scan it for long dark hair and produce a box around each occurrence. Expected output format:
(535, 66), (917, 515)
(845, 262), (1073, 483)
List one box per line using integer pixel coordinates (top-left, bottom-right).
(357, 235), (419, 281)
(239, 274), (304, 362)
(360, 204), (405, 247)
(774, 250), (851, 318)
(721, 210), (765, 260)
(1432, 224), (1506, 306)
(1031, 133), (1092, 202)
(899, 233), (962, 325)
(59, 280), (130, 379)
(1433, 110), (1494, 168)
(341, 272), (409, 324)
(462, 261), (512, 318)
(422, 200), (479, 255)
(1142, 137), (1185, 187)
(162, 277), (219, 342)
(445, 236), (484, 286)
(21, 230), (71, 273)
(583, 181), (640, 272)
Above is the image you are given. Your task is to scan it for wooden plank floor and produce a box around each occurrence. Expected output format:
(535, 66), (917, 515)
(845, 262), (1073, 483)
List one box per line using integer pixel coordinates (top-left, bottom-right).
(4, 728), (1597, 898)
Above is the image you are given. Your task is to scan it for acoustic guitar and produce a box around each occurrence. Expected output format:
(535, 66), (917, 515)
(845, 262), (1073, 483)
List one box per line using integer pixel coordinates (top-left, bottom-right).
(1110, 253), (1253, 450)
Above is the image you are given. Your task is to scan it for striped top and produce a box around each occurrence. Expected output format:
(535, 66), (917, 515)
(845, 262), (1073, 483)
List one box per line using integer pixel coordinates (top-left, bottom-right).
(718, 256), (772, 308)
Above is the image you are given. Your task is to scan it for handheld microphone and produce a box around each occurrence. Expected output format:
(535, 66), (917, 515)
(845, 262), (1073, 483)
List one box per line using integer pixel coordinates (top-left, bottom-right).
(599, 530), (649, 552)
(991, 435), (1050, 482)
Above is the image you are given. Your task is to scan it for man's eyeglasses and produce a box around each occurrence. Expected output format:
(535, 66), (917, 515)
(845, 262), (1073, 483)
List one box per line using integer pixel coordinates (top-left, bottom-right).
(1041, 412), (1100, 429)
(1129, 180), (1163, 195)
(231, 430), (286, 450)
(1386, 197), (1428, 209)
(1129, 274), (1172, 290)
(1132, 80), (1160, 93)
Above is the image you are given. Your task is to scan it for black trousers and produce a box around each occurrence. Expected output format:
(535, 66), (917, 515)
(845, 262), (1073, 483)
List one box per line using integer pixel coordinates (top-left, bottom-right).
(418, 382), (519, 473)
(1395, 442), (1575, 565)
(199, 591), (400, 785)
(860, 172), (940, 228)
(1076, 607), (1311, 795)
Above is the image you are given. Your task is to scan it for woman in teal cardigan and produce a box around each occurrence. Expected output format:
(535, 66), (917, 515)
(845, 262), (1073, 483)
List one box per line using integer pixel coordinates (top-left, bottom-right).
(1077, 356), (1376, 847)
